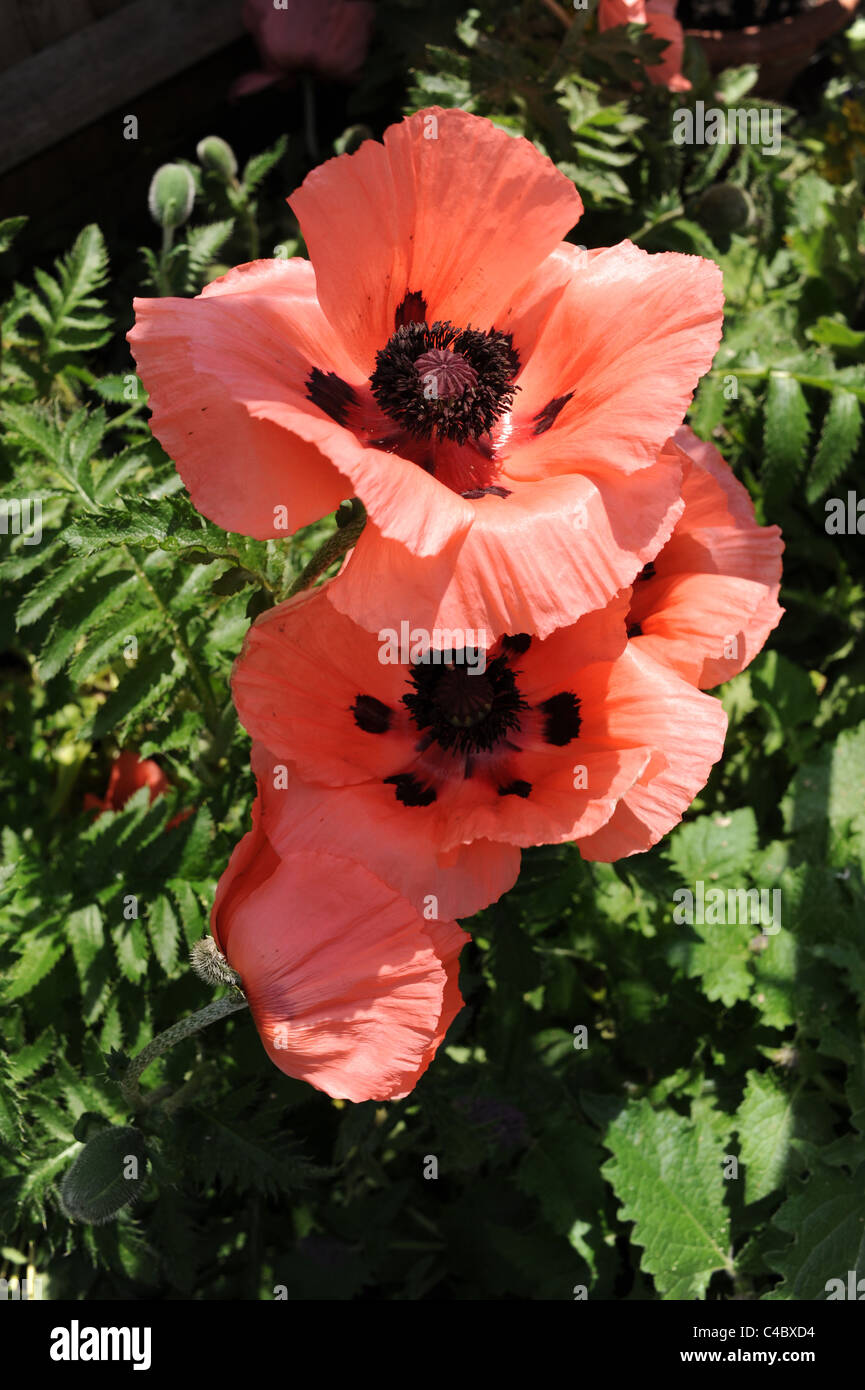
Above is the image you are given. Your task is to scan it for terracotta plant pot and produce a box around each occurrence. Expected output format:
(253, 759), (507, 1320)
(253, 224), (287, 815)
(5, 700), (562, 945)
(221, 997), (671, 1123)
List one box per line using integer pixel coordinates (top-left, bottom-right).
(686, 0), (860, 98)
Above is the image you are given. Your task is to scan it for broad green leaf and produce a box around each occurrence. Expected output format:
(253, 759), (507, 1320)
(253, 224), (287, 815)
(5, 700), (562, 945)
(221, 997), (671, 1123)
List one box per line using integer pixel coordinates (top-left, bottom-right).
(737, 1071), (797, 1203)
(667, 808), (758, 883)
(766, 1162), (865, 1300)
(602, 1099), (733, 1299)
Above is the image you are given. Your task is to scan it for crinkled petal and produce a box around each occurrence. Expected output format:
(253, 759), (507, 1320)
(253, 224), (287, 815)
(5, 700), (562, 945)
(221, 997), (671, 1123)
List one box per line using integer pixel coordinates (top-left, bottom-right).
(502, 241), (723, 480)
(629, 426), (783, 686)
(330, 447), (685, 641)
(219, 844), (468, 1102)
(233, 585), (418, 785)
(128, 259), (358, 537)
(575, 645), (728, 860)
(250, 740), (520, 919)
(289, 107), (582, 371)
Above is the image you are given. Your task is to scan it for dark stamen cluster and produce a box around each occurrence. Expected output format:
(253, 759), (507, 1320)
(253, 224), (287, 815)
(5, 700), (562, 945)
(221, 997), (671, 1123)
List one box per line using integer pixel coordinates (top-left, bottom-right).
(401, 651), (527, 755)
(369, 320), (520, 444)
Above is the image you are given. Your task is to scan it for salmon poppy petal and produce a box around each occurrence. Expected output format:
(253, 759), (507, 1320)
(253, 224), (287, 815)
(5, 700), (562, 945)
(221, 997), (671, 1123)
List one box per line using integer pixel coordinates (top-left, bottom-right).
(249, 740), (520, 920)
(128, 259), (356, 538)
(502, 241), (723, 480)
(210, 782), (280, 958)
(644, 7), (692, 92)
(129, 257), (475, 554)
(628, 427), (783, 687)
(598, 0), (691, 91)
(329, 447), (685, 641)
(575, 645), (728, 861)
(233, 581), (694, 855)
(212, 832), (468, 1102)
(438, 745), (654, 850)
(232, 585), (417, 786)
(289, 106), (582, 372)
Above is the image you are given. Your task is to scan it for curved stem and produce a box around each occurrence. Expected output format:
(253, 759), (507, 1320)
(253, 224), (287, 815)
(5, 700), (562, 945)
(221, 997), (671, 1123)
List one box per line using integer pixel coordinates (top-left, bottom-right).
(121, 994), (248, 1111)
(285, 500), (366, 598)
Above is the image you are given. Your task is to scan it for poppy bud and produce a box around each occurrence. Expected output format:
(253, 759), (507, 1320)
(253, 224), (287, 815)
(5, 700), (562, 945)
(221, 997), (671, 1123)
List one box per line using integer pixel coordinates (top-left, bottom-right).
(59, 1126), (147, 1225)
(148, 163), (195, 229)
(196, 136), (238, 182)
(696, 183), (754, 235)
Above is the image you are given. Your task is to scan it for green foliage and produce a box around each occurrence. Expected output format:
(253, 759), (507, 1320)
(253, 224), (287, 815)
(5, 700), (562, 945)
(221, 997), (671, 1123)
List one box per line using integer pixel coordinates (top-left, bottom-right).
(602, 1099), (733, 1299)
(1, 1), (864, 1302)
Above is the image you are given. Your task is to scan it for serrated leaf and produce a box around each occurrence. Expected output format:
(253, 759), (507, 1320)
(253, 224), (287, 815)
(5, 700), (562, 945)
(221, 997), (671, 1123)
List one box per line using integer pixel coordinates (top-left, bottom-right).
(783, 720), (865, 840)
(806, 390), (862, 503)
(5, 929), (66, 999)
(67, 905), (105, 983)
(7, 1028), (56, 1083)
(0, 1060), (23, 1146)
(84, 648), (181, 740)
(168, 879), (206, 947)
(737, 1071), (797, 1203)
(0, 215), (28, 253)
(176, 806), (214, 878)
(184, 220), (234, 282)
(602, 1100), (733, 1299)
(15, 551), (105, 629)
(762, 374), (810, 500)
(37, 573), (137, 681)
(147, 895), (180, 975)
(766, 1162), (865, 1299)
(113, 918), (149, 984)
(241, 136), (288, 192)
(66, 603), (152, 684)
(667, 808), (758, 884)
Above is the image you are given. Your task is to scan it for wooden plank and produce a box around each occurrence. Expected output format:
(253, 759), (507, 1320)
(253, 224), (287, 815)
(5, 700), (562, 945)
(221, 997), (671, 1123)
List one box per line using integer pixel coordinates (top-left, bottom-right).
(0, 0), (247, 177)
(89, 0), (137, 17)
(0, 0), (137, 77)
(0, 7), (37, 71)
(17, 2), (99, 56)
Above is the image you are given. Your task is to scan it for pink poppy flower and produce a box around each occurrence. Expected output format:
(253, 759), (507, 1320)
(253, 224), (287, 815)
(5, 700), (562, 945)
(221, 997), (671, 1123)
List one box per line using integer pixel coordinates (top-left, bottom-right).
(84, 750), (168, 814)
(575, 428), (782, 862)
(128, 108), (723, 643)
(230, 578), (727, 860)
(211, 778), (468, 1101)
(598, 0), (692, 92)
(624, 426), (784, 690)
(246, 741), (520, 921)
(234, 0), (375, 96)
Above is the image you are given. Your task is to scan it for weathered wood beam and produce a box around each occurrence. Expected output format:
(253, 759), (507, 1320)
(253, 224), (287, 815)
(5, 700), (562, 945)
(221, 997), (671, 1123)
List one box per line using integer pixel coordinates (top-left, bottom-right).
(0, 0), (246, 177)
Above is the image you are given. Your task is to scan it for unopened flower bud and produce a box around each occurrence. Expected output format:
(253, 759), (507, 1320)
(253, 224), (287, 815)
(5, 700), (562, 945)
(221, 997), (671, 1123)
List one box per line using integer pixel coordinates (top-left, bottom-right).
(148, 163), (196, 229)
(695, 183), (753, 236)
(196, 135), (238, 182)
(59, 1126), (147, 1225)
(190, 936), (241, 988)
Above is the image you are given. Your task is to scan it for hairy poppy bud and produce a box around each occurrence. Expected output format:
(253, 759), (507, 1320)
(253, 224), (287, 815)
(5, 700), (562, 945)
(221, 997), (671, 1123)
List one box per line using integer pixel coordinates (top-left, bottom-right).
(696, 183), (754, 235)
(196, 136), (238, 182)
(59, 1126), (147, 1225)
(148, 163), (195, 229)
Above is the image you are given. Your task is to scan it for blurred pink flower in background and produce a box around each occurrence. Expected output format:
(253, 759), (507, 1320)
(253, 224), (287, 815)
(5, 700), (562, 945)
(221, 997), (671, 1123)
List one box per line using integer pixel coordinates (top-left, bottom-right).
(598, 0), (692, 91)
(84, 750), (168, 814)
(234, 0), (376, 96)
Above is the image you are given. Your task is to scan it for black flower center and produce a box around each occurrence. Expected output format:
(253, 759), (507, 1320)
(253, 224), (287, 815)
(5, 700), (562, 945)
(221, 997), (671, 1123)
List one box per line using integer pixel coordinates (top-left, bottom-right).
(369, 320), (519, 444)
(401, 651), (527, 755)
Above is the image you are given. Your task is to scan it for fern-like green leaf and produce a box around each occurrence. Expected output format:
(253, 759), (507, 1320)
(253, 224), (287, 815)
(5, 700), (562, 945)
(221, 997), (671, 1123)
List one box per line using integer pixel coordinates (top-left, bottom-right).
(806, 389), (862, 503)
